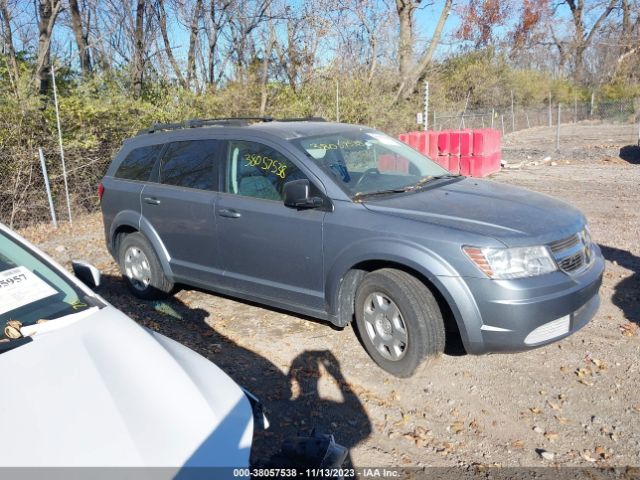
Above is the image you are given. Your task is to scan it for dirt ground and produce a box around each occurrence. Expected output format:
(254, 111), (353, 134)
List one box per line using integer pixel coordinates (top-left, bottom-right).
(19, 122), (640, 470)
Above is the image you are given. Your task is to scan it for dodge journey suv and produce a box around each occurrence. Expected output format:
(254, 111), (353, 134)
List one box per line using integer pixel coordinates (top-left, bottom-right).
(100, 118), (604, 377)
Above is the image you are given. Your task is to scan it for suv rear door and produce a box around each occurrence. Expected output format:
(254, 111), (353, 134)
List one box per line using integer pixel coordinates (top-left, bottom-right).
(140, 139), (223, 284)
(216, 139), (326, 311)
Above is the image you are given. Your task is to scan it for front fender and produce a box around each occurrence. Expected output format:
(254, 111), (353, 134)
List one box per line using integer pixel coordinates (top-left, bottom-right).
(324, 238), (483, 352)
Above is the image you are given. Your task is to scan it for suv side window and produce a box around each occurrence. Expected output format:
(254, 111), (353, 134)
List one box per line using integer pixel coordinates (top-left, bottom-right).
(115, 144), (163, 181)
(159, 140), (218, 190)
(226, 140), (306, 201)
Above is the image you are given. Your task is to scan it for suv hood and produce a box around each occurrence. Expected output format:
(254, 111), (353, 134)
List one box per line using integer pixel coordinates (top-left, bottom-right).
(0, 306), (253, 468)
(363, 178), (585, 246)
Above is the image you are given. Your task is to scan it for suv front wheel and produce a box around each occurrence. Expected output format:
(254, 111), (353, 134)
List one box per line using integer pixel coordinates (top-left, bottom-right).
(354, 268), (445, 377)
(118, 232), (173, 300)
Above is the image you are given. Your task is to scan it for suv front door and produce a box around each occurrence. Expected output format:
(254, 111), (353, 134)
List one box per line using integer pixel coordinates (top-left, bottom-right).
(216, 139), (326, 311)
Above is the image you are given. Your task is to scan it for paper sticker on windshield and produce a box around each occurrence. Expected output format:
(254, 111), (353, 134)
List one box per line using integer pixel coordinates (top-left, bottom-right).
(367, 133), (401, 146)
(0, 266), (58, 316)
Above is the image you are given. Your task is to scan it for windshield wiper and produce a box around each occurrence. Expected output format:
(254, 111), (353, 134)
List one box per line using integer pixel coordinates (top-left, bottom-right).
(353, 188), (407, 201)
(405, 173), (461, 191)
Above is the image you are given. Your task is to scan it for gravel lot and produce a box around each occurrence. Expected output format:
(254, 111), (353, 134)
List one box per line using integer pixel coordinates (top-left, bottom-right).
(20, 122), (640, 470)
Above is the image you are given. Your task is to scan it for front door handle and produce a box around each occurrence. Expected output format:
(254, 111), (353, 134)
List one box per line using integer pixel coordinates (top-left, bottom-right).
(144, 197), (161, 205)
(218, 208), (242, 218)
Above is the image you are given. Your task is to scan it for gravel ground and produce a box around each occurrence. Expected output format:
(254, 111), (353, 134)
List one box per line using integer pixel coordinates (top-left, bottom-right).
(19, 122), (640, 470)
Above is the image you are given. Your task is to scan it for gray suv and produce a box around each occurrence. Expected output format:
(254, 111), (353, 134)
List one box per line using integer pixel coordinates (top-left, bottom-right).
(100, 118), (604, 377)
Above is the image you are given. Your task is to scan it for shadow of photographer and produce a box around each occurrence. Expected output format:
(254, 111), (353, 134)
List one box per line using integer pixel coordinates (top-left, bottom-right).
(96, 273), (373, 467)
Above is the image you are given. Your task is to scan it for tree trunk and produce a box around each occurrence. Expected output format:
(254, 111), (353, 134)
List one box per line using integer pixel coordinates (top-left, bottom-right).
(0, 0), (19, 86)
(35, 0), (62, 95)
(69, 0), (92, 75)
(259, 22), (275, 116)
(395, 0), (414, 90)
(132, 0), (145, 99)
(157, 0), (186, 87)
(186, 0), (203, 89)
(395, 0), (451, 101)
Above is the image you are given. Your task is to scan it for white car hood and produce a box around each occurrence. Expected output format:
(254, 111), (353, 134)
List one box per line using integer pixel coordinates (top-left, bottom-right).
(0, 306), (253, 468)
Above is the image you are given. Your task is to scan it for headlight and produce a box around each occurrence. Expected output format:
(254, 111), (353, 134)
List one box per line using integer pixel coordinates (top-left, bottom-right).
(463, 245), (557, 279)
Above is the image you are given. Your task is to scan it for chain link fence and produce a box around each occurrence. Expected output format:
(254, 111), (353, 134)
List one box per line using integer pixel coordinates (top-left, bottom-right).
(430, 98), (640, 138)
(0, 139), (113, 231)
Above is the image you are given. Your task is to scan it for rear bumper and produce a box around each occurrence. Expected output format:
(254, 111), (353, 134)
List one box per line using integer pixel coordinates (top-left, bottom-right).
(455, 246), (604, 354)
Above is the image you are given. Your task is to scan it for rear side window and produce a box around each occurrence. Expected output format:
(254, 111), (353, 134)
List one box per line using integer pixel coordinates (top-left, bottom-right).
(115, 144), (163, 181)
(160, 140), (218, 190)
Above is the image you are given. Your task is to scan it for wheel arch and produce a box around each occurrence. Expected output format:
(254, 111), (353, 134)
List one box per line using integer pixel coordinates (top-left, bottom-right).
(327, 248), (475, 353)
(110, 212), (174, 280)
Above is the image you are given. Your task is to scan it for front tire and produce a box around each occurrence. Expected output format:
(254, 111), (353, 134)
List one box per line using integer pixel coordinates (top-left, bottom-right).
(118, 232), (173, 300)
(354, 268), (445, 378)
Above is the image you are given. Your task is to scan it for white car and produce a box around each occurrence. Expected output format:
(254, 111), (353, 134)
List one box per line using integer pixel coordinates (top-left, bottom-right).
(0, 222), (265, 470)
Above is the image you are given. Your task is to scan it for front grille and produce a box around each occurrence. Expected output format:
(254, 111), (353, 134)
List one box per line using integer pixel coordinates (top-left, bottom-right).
(549, 234), (580, 254)
(549, 232), (590, 274)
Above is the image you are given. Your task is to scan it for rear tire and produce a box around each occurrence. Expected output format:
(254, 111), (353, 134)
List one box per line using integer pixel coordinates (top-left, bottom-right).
(118, 232), (173, 300)
(354, 268), (445, 378)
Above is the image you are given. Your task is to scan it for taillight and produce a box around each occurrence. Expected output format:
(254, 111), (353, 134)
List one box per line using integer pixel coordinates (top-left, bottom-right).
(98, 182), (105, 202)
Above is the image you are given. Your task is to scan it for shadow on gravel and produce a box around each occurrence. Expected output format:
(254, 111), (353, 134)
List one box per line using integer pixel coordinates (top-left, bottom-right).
(598, 244), (640, 325)
(96, 273), (372, 467)
(619, 145), (640, 164)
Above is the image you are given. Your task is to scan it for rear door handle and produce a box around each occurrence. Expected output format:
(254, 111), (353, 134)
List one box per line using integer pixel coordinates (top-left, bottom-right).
(218, 208), (241, 218)
(144, 197), (161, 205)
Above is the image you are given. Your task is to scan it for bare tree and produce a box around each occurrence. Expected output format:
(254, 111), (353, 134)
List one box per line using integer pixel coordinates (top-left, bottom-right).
(35, 0), (63, 94)
(186, 0), (203, 89)
(68, 0), (91, 74)
(560, 0), (617, 81)
(395, 0), (452, 100)
(132, 0), (145, 98)
(156, 0), (186, 87)
(0, 0), (19, 86)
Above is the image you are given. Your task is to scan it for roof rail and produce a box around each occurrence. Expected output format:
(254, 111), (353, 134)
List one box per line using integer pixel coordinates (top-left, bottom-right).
(277, 117), (326, 122)
(136, 115), (325, 135)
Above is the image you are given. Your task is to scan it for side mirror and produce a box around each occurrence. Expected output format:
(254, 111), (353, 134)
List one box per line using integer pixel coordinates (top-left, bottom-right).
(283, 179), (323, 209)
(72, 260), (101, 290)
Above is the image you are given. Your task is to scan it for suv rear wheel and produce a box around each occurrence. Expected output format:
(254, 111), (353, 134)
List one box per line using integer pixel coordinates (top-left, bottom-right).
(119, 232), (173, 300)
(354, 268), (445, 377)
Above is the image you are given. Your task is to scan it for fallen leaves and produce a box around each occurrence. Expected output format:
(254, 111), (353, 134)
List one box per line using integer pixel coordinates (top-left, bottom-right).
(554, 415), (572, 424)
(529, 407), (543, 415)
(544, 431), (559, 442)
(620, 323), (638, 337)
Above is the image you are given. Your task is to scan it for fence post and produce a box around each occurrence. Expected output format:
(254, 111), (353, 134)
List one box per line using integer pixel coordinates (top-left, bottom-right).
(51, 65), (72, 226)
(511, 90), (515, 132)
(424, 81), (429, 131)
(590, 92), (595, 117)
(38, 148), (58, 229)
(548, 92), (552, 127)
(556, 103), (561, 152)
(335, 81), (340, 122)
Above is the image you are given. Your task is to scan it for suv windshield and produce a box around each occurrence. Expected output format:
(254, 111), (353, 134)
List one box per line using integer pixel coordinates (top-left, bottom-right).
(0, 231), (92, 341)
(294, 130), (451, 197)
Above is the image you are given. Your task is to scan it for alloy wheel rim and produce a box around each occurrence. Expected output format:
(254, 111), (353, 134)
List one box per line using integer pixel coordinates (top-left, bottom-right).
(363, 292), (408, 361)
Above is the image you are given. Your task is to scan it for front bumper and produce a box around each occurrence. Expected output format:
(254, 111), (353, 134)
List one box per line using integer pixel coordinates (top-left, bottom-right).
(457, 246), (605, 354)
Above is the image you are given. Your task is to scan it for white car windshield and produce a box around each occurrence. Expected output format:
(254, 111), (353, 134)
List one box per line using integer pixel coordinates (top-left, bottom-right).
(295, 130), (451, 197)
(0, 231), (92, 341)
